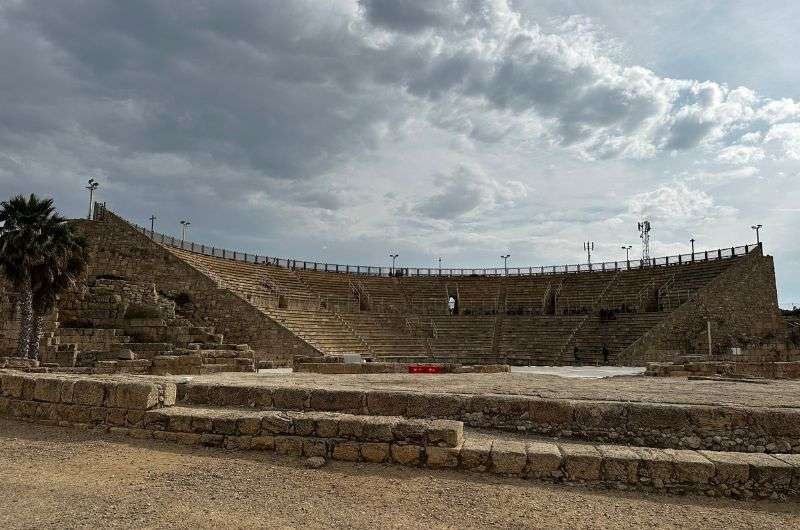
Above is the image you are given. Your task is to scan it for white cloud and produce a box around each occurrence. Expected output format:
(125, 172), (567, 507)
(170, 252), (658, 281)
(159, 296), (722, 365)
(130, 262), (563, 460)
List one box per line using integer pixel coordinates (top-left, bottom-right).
(627, 182), (736, 222)
(764, 122), (800, 160)
(716, 145), (765, 165)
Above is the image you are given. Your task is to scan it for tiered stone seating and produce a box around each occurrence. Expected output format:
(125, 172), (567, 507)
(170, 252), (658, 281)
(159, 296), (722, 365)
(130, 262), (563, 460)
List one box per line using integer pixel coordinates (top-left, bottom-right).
(499, 316), (585, 364)
(357, 276), (407, 312)
(160, 243), (750, 364)
(555, 272), (617, 315)
(295, 269), (359, 312)
(169, 248), (316, 309)
(453, 277), (502, 314)
(504, 276), (552, 315)
(399, 277), (448, 314)
(340, 312), (428, 357)
(428, 316), (495, 358)
(261, 308), (369, 355)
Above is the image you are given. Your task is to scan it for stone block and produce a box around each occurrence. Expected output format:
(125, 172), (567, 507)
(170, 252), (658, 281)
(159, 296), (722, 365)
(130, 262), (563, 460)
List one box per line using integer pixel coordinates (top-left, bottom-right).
(406, 392), (462, 418)
(664, 449), (714, 484)
(426, 445), (461, 468)
(200, 433), (225, 447)
(315, 415), (340, 438)
(275, 436), (304, 457)
(460, 438), (492, 470)
(59, 380), (75, 404)
(272, 388), (309, 410)
(73, 380), (106, 407)
(292, 415), (316, 437)
(491, 440), (527, 475)
(173, 432), (202, 445)
(572, 402), (627, 430)
(212, 414), (239, 435)
(393, 419), (428, 444)
(250, 436), (276, 451)
(191, 416), (214, 434)
(211, 385), (256, 407)
(303, 438), (331, 458)
(698, 451), (750, 483)
(627, 403), (690, 432)
(262, 412), (293, 434)
(427, 419), (463, 448)
(366, 391), (410, 416)
(686, 405), (747, 432)
(142, 409), (169, 430)
(526, 442), (563, 477)
(161, 383), (177, 406)
(528, 399), (573, 427)
(1, 374), (24, 398)
(561, 443), (602, 481)
(107, 382), (159, 410)
(338, 416), (367, 439)
(361, 442), (391, 463)
(750, 409), (800, 438)
(772, 454), (800, 489)
(362, 417), (397, 442)
(185, 384), (211, 404)
(169, 414), (194, 433)
(309, 389), (364, 413)
(33, 378), (62, 403)
(745, 453), (793, 488)
(332, 441), (361, 462)
(633, 447), (673, 482)
(237, 415), (263, 435)
(391, 444), (423, 466)
(597, 445), (639, 484)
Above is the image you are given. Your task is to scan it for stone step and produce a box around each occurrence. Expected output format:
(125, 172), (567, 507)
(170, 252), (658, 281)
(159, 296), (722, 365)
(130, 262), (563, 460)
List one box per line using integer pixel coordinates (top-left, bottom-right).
(144, 406), (463, 448)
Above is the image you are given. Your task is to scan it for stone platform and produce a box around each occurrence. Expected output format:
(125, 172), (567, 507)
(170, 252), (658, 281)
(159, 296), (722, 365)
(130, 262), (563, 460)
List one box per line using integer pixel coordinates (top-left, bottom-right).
(4, 369), (800, 501)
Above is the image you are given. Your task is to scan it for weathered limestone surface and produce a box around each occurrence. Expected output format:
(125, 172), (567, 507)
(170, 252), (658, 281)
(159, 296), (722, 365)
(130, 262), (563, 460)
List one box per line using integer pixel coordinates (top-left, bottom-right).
(79, 213), (319, 363)
(182, 382), (800, 454)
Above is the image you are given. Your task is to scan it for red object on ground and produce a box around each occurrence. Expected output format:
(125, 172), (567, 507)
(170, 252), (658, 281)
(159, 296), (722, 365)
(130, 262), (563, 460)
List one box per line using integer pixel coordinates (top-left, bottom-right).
(408, 364), (443, 374)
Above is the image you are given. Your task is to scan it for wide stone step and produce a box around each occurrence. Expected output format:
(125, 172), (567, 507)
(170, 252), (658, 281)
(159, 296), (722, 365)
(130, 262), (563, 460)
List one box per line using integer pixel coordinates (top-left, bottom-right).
(145, 406), (462, 447)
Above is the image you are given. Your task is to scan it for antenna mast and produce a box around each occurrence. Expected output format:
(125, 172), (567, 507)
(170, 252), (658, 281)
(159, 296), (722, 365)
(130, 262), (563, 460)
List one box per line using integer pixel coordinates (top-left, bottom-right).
(638, 220), (651, 265)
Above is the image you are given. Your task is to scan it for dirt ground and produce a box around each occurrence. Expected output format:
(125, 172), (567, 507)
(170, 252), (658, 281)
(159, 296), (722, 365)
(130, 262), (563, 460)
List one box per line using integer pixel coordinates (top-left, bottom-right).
(1, 419), (799, 529)
(176, 371), (800, 409)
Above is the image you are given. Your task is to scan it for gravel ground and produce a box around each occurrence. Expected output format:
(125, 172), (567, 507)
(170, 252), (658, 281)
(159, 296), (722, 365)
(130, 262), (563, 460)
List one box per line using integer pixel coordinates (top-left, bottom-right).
(174, 371), (800, 409)
(1, 418), (799, 529)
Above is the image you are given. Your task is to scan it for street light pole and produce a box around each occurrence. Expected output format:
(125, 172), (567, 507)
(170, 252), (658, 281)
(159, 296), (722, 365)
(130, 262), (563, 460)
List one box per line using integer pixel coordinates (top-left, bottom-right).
(149, 215), (157, 235)
(621, 245), (632, 261)
(438, 256), (442, 276)
(501, 254), (510, 276)
(389, 253), (399, 276)
(180, 220), (191, 244)
(751, 224), (762, 245)
(690, 238), (695, 260)
(86, 178), (99, 220)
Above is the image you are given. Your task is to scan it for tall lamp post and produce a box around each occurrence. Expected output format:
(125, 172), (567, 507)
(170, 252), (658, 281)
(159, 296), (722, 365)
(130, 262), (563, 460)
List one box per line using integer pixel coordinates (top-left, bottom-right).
(389, 253), (399, 276)
(180, 220), (191, 244)
(501, 254), (510, 276)
(621, 245), (632, 261)
(438, 256), (442, 276)
(751, 224), (762, 245)
(690, 238), (696, 260)
(86, 178), (99, 220)
(149, 215), (157, 235)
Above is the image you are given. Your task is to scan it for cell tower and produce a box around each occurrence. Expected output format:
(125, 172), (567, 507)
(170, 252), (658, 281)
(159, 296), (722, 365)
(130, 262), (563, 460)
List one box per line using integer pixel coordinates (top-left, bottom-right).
(638, 220), (651, 264)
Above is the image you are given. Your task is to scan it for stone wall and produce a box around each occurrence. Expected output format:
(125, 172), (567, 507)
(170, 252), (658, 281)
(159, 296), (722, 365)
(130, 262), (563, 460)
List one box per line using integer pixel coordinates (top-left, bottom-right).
(181, 382), (800, 454)
(620, 248), (785, 365)
(2, 370), (799, 500)
(79, 212), (319, 363)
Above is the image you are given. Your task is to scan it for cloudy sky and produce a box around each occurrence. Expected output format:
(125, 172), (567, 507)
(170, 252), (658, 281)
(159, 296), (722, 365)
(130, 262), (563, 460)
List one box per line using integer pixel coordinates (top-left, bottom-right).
(1, 0), (799, 306)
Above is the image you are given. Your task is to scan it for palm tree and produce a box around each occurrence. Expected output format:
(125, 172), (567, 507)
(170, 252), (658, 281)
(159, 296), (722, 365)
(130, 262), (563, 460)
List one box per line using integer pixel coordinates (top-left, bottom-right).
(28, 223), (88, 360)
(0, 194), (88, 360)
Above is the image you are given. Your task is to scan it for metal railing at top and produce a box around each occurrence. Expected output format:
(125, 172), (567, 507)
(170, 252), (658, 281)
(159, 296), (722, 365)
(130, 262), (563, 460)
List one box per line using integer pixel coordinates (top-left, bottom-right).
(98, 204), (760, 278)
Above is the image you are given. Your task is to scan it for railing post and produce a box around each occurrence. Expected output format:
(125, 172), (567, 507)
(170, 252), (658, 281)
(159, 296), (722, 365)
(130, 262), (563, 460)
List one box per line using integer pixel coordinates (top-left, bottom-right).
(704, 251), (708, 261)
(731, 246), (735, 256)
(717, 249), (722, 259)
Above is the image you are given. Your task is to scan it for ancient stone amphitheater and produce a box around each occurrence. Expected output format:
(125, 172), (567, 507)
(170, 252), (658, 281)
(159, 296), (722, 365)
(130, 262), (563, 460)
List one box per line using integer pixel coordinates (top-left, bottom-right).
(3, 203), (782, 370)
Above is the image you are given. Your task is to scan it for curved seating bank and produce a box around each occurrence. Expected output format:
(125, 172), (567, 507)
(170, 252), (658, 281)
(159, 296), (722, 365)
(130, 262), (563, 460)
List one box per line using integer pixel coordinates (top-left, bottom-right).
(74, 205), (784, 367)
